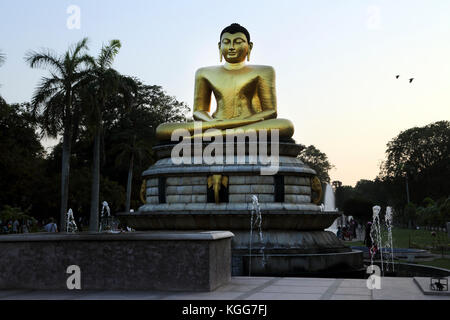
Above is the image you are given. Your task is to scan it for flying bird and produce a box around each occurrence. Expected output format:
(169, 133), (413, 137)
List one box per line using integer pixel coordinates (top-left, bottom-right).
(395, 75), (400, 79)
(409, 78), (414, 83)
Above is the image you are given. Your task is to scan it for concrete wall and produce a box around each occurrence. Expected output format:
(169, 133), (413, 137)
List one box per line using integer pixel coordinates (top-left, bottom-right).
(0, 231), (233, 291)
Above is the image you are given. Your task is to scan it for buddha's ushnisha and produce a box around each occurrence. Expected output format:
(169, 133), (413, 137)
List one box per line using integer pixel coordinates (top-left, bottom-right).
(156, 23), (294, 141)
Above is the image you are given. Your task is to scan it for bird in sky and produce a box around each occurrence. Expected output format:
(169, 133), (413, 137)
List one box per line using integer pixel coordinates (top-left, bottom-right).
(409, 78), (414, 83)
(395, 75), (400, 79)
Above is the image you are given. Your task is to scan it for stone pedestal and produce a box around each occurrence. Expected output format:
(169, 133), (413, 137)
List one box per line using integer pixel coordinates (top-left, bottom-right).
(118, 140), (363, 276)
(0, 231), (233, 291)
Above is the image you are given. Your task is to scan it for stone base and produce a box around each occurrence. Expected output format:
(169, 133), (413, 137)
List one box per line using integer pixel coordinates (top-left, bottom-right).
(0, 231), (233, 291)
(117, 140), (364, 277)
(236, 251), (364, 277)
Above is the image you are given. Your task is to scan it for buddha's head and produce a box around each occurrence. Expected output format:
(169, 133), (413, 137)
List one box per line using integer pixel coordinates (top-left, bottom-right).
(219, 23), (253, 64)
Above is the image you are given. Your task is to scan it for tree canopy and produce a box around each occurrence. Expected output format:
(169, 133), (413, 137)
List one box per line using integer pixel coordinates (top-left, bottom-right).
(298, 145), (335, 183)
(380, 121), (450, 205)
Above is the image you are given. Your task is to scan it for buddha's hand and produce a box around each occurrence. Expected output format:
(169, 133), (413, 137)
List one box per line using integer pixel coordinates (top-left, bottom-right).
(193, 110), (214, 122)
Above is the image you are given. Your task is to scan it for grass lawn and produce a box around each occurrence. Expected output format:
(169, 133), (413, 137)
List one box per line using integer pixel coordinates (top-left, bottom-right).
(343, 227), (450, 271)
(391, 228), (449, 250)
(344, 227), (449, 251)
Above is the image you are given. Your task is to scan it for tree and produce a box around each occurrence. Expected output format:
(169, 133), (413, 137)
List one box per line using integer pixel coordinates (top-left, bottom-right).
(335, 185), (355, 211)
(105, 82), (188, 212)
(113, 134), (150, 212)
(0, 101), (50, 220)
(83, 40), (136, 231)
(403, 202), (417, 228)
(342, 197), (374, 222)
(25, 38), (92, 231)
(380, 121), (450, 203)
(298, 145), (335, 183)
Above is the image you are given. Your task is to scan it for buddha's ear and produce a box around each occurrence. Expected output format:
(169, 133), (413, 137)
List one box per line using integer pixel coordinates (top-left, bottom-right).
(247, 42), (253, 62)
(218, 42), (223, 62)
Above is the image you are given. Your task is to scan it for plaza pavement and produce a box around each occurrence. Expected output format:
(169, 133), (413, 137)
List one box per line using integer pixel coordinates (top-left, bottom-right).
(0, 276), (448, 300)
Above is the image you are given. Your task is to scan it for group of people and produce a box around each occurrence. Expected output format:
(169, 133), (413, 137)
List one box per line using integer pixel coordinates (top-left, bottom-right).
(336, 219), (359, 241)
(0, 218), (33, 234)
(335, 219), (379, 258)
(0, 217), (58, 234)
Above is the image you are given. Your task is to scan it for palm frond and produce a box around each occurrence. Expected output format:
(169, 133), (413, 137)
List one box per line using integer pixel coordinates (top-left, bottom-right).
(39, 92), (66, 137)
(70, 37), (89, 61)
(97, 39), (121, 69)
(74, 53), (95, 71)
(24, 48), (64, 75)
(31, 76), (63, 110)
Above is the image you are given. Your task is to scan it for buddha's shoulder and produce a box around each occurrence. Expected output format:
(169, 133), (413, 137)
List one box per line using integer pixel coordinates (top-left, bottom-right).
(195, 66), (223, 77)
(195, 65), (275, 76)
(246, 65), (275, 76)
(246, 65), (275, 71)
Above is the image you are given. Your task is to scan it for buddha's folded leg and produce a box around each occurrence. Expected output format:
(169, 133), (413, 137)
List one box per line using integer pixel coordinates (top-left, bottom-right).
(156, 119), (263, 142)
(231, 118), (294, 139)
(156, 122), (193, 142)
(188, 118), (294, 140)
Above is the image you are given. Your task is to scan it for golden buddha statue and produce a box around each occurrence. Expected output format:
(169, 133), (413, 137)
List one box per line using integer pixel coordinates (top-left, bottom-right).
(156, 23), (294, 142)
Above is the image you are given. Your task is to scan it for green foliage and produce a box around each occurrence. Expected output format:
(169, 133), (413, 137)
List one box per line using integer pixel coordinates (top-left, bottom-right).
(298, 145), (334, 183)
(334, 185), (355, 210)
(1, 38), (189, 227)
(404, 202), (417, 225)
(46, 78), (188, 215)
(342, 197), (374, 221)
(334, 121), (450, 227)
(25, 38), (92, 136)
(415, 197), (450, 228)
(0, 205), (26, 221)
(380, 121), (450, 203)
(0, 205), (38, 232)
(65, 167), (125, 218)
(25, 38), (93, 229)
(335, 178), (387, 220)
(0, 101), (50, 219)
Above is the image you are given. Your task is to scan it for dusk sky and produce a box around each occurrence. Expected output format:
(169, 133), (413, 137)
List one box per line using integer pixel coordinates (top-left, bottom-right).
(1, 0), (449, 186)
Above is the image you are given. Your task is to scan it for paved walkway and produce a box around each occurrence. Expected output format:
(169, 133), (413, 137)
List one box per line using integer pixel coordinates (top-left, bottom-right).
(0, 276), (448, 300)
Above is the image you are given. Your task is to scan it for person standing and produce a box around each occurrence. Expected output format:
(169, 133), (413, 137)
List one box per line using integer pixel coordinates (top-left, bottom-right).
(364, 221), (375, 258)
(44, 218), (58, 233)
(12, 219), (20, 233)
(350, 219), (357, 240)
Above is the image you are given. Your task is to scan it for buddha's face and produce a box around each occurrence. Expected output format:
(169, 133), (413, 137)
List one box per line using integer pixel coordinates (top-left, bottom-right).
(219, 32), (253, 63)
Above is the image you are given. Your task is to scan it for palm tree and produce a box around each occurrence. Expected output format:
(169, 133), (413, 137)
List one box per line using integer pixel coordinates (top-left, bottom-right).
(84, 40), (136, 231)
(25, 38), (93, 231)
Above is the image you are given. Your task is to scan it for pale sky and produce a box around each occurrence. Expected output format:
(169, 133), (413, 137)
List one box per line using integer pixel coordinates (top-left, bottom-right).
(1, 0), (449, 186)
